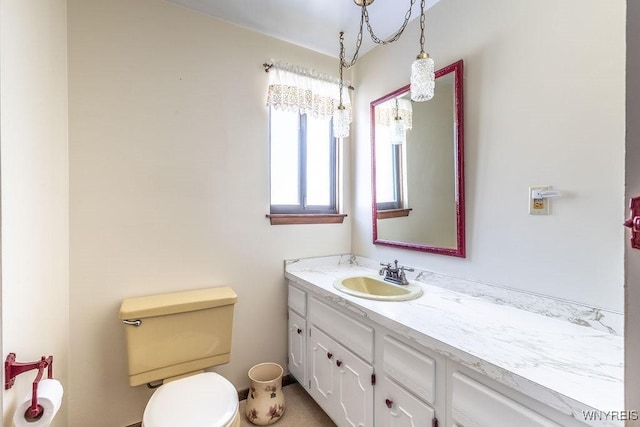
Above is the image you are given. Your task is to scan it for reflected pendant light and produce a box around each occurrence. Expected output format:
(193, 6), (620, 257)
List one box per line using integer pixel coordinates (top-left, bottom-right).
(410, 0), (435, 102)
(391, 99), (406, 145)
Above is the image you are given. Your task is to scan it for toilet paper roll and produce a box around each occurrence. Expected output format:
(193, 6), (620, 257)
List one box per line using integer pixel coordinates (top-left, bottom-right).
(13, 379), (63, 427)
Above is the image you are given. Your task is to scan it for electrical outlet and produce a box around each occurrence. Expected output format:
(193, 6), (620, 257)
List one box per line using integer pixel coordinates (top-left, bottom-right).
(529, 186), (550, 215)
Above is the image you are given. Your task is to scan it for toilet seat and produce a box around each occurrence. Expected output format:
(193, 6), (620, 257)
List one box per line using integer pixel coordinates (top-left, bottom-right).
(143, 372), (239, 427)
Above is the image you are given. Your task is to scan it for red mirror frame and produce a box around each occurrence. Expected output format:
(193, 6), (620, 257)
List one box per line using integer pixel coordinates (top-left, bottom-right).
(371, 59), (465, 257)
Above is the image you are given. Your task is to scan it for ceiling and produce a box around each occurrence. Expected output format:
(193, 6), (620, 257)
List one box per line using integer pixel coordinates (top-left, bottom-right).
(167, 0), (440, 58)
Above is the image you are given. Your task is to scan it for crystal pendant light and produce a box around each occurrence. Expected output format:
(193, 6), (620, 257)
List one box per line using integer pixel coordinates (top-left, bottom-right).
(390, 99), (406, 145)
(335, 0), (435, 135)
(333, 32), (351, 139)
(410, 0), (435, 102)
(333, 105), (350, 138)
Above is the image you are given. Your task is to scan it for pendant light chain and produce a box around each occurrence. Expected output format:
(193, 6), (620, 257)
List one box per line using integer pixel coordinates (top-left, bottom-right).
(333, 31), (350, 138)
(338, 31), (345, 107)
(334, 0), (433, 139)
(363, 0), (417, 46)
(340, 0), (417, 70)
(341, 11), (365, 69)
(419, 0), (426, 54)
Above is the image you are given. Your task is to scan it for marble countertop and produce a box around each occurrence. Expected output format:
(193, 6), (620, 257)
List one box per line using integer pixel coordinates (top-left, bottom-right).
(285, 255), (624, 427)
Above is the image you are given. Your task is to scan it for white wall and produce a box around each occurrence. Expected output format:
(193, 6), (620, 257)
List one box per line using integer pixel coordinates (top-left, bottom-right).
(67, 0), (350, 425)
(0, 0), (70, 426)
(352, 0), (626, 312)
(626, 0), (640, 422)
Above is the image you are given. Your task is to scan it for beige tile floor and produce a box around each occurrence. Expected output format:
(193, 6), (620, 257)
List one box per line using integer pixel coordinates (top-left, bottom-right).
(239, 383), (336, 427)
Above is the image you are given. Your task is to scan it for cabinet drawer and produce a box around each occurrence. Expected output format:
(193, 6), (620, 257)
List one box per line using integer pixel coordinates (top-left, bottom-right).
(378, 376), (435, 427)
(288, 284), (307, 316)
(309, 297), (374, 363)
(451, 372), (560, 427)
(383, 335), (436, 405)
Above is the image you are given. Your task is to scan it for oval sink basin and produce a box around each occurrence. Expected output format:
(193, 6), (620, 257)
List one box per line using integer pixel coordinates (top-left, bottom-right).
(334, 275), (423, 301)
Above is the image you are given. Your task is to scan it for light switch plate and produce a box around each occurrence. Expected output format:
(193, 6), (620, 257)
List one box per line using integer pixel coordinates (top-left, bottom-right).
(529, 186), (550, 215)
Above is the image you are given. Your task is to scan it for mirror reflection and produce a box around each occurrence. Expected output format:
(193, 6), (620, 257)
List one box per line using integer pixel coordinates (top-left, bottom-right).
(371, 60), (465, 257)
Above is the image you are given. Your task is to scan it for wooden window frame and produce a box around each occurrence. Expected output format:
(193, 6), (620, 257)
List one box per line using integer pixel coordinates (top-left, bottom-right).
(268, 109), (344, 225)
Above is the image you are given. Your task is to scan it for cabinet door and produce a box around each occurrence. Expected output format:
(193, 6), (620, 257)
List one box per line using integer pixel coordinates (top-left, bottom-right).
(288, 309), (306, 386)
(334, 342), (374, 427)
(309, 326), (374, 427)
(309, 326), (338, 419)
(377, 376), (435, 427)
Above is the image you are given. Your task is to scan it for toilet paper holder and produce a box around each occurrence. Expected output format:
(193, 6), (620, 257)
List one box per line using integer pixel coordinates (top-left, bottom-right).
(4, 353), (54, 421)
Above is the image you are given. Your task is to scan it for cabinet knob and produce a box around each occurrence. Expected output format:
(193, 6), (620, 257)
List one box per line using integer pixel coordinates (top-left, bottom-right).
(385, 399), (393, 409)
(297, 328), (302, 334)
(327, 352), (333, 359)
(336, 360), (342, 367)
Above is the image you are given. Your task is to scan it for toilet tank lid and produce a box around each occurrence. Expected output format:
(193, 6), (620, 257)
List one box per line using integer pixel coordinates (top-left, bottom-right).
(119, 286), (237, 319)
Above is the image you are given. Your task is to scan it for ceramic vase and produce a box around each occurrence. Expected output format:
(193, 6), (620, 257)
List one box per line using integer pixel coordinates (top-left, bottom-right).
(245, 363), (286, 425)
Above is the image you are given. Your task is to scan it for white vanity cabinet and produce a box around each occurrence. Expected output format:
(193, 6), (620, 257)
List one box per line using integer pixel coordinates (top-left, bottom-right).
(286, 281), (592, 427)
(288, 283), (444, 427)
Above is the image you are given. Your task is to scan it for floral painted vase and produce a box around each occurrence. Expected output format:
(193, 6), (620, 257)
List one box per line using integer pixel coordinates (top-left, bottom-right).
(245, 363), (286, 425)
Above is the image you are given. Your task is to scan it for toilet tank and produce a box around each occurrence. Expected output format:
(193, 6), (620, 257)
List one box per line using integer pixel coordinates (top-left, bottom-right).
(119, 286), (237, 387)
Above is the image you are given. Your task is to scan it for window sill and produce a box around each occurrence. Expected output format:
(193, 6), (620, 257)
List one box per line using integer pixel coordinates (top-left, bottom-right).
(266, 213), (348, 225)
(377, 208), (412, 220)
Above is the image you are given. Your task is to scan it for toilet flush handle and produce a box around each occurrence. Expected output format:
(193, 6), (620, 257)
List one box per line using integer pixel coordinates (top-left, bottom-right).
(122, 319), (142, 327)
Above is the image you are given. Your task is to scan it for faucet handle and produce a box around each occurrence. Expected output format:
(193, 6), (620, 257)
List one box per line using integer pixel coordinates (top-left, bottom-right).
(379, 262), (392, 277)
(398, 266), (413, 285)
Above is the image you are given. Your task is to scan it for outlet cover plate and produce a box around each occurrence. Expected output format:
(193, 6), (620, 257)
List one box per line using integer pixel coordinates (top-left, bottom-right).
(529, 186), (550, 215)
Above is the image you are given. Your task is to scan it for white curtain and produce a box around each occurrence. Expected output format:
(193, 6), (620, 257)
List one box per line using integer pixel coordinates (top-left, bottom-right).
(375, 97), (413, 130)
(266, 61), (351, 120)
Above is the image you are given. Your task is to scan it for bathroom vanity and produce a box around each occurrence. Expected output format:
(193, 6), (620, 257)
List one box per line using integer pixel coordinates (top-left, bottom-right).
(285, 255), (624, 427)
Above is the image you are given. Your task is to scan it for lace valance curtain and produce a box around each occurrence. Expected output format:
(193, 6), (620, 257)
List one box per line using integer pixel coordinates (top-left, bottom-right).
(266, 61), (351, 120)
(375, 98), (413, 130)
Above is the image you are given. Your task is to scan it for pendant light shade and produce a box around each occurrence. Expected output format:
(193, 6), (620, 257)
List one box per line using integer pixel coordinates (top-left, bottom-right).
(411, 54), (435, 102)
(410, 0), (435, 102)
(333, 105), (350, 138)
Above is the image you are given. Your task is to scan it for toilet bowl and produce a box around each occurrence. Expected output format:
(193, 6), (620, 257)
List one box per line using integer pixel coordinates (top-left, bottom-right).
(143, 372), (240, 427)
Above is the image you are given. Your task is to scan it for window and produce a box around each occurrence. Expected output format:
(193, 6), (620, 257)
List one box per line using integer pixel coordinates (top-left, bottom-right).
(374, 124), (411, 220)
(375, 124), (404, 210)
(269, 108), (341, 220)
(376, 142), (403, 211)
(264, 61), (349, 224)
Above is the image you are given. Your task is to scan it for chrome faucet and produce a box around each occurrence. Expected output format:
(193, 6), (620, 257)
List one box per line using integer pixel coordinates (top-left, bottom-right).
(379, 260), (414, 285)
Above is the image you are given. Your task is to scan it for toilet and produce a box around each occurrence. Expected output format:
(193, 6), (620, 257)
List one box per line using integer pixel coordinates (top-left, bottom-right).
(119, 286), (240, 427)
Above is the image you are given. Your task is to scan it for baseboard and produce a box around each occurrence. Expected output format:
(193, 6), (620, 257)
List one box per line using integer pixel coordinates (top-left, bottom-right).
(124, 374), (298, 426)
(238, 374), (297, 401)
